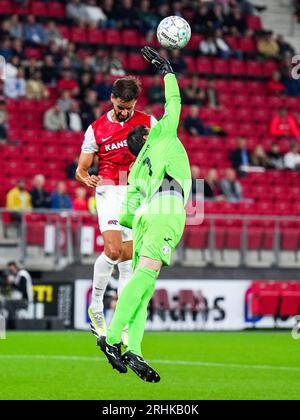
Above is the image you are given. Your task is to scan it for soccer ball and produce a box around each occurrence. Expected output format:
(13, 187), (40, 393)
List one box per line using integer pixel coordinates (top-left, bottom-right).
(157, 16), (191, 50)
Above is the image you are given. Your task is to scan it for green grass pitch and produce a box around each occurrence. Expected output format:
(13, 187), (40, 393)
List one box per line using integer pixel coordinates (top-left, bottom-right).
(0, 331), (300, 400)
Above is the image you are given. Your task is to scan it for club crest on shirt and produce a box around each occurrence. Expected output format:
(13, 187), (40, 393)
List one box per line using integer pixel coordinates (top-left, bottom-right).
(162, 244), (171, 256)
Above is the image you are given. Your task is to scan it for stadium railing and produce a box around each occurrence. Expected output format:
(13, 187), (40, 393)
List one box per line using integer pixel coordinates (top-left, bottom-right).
(1, 209), (300, 270)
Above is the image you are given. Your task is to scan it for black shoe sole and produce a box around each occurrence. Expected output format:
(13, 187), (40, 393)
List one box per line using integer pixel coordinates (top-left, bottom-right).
(97, 337), (127, 374)
(123, 354), (160, 383)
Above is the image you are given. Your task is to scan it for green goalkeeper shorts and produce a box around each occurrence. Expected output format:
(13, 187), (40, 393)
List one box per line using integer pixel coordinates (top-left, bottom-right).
(132, 192), (186, 269)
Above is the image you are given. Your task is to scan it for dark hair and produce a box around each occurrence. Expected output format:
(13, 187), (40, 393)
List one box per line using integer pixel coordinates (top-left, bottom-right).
(127, 125), (148, 157)
(112, 76), (141, 102)
(7, 261), (17, 268)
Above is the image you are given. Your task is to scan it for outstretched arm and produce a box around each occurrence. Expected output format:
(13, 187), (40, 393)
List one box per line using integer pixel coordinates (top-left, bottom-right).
(141, 46), (181, 134)
(161, 73), (181, 133)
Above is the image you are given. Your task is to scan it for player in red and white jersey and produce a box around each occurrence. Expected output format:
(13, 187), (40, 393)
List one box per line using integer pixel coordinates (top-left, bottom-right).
(76, 77), (156, 343)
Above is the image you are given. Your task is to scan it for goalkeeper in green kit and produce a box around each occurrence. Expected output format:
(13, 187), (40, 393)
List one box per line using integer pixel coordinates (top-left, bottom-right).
(99, 47), (192, 383)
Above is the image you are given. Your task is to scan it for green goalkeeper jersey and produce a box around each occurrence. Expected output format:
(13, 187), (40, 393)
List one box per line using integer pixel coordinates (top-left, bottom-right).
(120, 73), (191, 229)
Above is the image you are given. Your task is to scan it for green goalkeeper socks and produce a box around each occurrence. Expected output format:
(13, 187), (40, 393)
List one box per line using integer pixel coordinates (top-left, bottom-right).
(106, 267), (158, 356)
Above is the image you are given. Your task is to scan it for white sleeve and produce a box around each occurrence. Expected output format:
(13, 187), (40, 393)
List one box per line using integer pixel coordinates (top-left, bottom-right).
(150, 116), (158, 128)
(81, 125), (99, 153)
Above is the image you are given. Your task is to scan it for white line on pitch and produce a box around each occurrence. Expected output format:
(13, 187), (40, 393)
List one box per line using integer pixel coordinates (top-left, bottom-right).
(0, 354), (300, 373)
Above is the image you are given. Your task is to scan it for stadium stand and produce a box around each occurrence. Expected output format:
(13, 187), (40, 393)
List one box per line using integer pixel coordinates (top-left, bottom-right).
(0, 0), (300, 269)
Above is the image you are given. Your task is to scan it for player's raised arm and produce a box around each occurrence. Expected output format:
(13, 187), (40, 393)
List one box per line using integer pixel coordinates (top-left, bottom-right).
(141, 46), (181, 133)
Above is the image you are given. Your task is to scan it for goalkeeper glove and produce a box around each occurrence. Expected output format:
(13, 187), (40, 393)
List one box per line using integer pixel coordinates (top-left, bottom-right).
(141, 46), (174, 76)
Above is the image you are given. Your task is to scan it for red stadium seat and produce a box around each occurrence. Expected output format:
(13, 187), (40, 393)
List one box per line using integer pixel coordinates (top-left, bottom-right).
(247, 15), (262, 30)
(104, 29), (121, 46)
(246, 60), (263, 77)
(48, 2), (65, 18)
(87, 28), (104, 44)
(0, 0), (13, 14)
(31, 1), (48, 16)
(238, 36), (257, 53)
(152, 289), (171, 311)
(122, 30), (140, 46)
(196, 57), (213, 74)
(70, 27), (88, 43)
(229, 59), (246, 76)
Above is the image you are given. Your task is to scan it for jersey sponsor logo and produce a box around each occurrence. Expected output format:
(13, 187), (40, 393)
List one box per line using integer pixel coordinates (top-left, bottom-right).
(104, 140), (127, 152)
(108, 220), (119, 226)
(162, 244), (171, 256)
(102, 136), (113, 142)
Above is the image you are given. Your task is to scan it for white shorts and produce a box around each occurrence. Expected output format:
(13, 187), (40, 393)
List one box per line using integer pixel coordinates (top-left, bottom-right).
(95, 185), (132, 242)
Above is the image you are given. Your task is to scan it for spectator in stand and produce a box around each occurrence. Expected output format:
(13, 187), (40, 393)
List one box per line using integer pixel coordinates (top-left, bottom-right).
(83, 0), (107, 26)
(95, 74), (112, 102)
(148, 75), (164, 104)
(64, 42), (81, 71)
(44, 102), (67, 131)
(51, 182), (72, 210)
(210, 4), (226, 30)
(225, 6), (247, 35)
(6, 55), (21, 79)
(66, 102), (83, 132)
(183, 105), (212, 136)
(45, 21), (68, 49)
(200, 30), (235, 59)
(100, 49), (125, 76)
(57, 90), (74, 113)
(283, 73), (300, 97)
(102, 0), (118, 29)
(190, 164), (201, 199)
(30, 174), (51, 209)
(257, 31), (280, 58)
(276, 34), (295, 57)
(267, 71), (285, 96)
(9, 14), (23, 39)
(66, 0), (87, 24)
(4, 67), (26, 99)
(79, 72), (95, 101)
(204, 169), (224, 201)
(267, 143), (284, 170)
(79, 56), (96, 78)
(26, 71), (49, 100)
(220, 168), (243, 202)
(41, 55), (59, 86)
(283, 143), (300, 170)
(205, 80), (220, 108)
(57, 70), (80, 97)
(192, 2), (211, 34)
(138, 0), (159, 39)
(116, 0), (139, 29)
(24, 57), (39, 80)
(88, 195), (97, 214)
(230, 137), (251, 175)
(0, 39), (12, 61)
(45, 40), (63, 66)
(11, 39), (25, 60)
(6, 179), (32, 211)
(0, 99), (8, 141)
(80, 89), (99, 129)
(270, 107), (300, 141)
(251, 145), (270, 169)
(66, 156), (79, 179)
(73, 188), (89, 212)
(24, 15), (48, 46)
(183, 76), (206, 106)
(170, 49), (187, 76)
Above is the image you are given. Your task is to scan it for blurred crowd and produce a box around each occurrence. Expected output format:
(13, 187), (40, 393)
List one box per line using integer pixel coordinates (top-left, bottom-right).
(1, 0), (300, 210)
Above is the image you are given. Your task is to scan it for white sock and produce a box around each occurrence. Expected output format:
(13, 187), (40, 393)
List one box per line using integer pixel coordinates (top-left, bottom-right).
(90, 253), (118, 313)
(118, 260), (133, 296)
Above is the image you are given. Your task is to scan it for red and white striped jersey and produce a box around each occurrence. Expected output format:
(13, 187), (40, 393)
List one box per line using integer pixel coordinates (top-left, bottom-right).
(82, 110), (157, 185)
